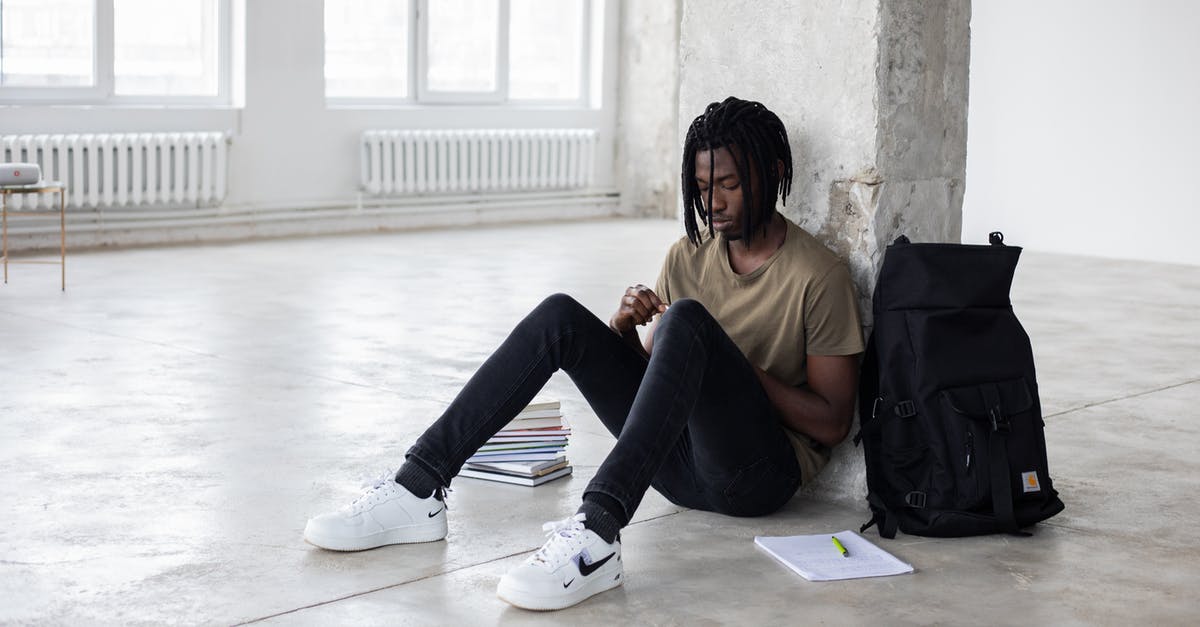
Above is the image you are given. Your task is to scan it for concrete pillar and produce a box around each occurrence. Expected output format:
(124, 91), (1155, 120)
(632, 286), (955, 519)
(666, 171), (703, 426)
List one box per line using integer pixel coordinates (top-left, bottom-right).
(677, 0), (971, 506)
(615, 0), (682, 218)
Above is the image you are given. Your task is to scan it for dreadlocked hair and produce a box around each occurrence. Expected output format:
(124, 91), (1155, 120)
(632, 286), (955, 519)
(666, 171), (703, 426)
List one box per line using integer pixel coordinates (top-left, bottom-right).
(681, 96), (793, 247)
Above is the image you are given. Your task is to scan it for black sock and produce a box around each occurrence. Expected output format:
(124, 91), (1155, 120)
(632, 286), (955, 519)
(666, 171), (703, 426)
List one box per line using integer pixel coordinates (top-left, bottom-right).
(578, 492), (625, 544)
(394, 459), (441, 499)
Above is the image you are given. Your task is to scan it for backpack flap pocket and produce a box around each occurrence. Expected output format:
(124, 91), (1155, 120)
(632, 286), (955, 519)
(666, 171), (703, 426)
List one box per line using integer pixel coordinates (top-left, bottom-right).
(940, 378), (1036, 510)
(940, 374), (1046, 506)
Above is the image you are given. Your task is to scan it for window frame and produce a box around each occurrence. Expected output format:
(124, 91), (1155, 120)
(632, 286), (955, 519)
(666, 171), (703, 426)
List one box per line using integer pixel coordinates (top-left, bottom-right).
(325, 0), (594, 108)
(0, 0), (233, 105)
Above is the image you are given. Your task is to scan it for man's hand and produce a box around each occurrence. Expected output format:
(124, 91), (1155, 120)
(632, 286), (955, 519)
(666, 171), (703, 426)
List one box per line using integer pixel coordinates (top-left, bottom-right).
(609, 284), (667, 335)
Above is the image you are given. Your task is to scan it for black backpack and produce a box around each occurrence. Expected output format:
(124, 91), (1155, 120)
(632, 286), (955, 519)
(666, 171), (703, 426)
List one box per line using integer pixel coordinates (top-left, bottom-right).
(855, 233), (1064, 538)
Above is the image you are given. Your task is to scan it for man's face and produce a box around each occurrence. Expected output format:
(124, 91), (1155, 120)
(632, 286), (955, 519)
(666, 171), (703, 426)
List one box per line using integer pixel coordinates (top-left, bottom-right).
(694, 146), (748, 241)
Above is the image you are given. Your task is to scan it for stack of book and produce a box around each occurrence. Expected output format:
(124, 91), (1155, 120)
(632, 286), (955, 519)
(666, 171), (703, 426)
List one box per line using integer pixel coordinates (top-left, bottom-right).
(458, 399), (572, 486)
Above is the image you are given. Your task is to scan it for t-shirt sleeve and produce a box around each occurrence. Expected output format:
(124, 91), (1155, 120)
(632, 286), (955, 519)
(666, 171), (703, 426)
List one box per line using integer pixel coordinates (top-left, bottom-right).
(654, 244), (677, 305)
(804, 262), (865, 355)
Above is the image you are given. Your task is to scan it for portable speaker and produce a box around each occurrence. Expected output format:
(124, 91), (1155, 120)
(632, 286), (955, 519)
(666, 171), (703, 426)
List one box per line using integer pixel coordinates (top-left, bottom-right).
(0, 163), (41, 185)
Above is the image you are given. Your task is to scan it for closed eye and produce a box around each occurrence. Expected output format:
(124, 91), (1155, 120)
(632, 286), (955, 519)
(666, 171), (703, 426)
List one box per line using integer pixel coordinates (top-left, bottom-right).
(696, 181), (739, 192)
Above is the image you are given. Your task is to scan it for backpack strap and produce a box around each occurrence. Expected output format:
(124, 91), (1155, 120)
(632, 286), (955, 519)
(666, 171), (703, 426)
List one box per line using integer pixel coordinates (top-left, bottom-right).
(853, 396), (883, 446)
(982, 383), (1020, 534)
(862, 493), (899, 539)
(854, 334), (880, 446)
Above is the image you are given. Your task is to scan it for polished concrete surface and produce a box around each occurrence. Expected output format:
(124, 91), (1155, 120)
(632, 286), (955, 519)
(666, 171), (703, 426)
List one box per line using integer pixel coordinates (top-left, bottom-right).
(2, 219), (1197, 625)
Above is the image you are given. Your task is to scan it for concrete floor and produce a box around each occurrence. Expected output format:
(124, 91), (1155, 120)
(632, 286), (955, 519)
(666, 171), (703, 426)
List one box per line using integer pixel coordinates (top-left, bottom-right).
(2, 218), (1197, 625)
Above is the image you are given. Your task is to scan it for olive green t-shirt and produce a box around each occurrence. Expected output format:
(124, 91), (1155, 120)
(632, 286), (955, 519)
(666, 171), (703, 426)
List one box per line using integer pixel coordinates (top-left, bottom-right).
(654, 218), (865, 483)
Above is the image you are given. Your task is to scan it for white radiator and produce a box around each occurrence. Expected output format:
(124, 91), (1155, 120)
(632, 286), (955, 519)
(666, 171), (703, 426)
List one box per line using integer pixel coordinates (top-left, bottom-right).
(361, 128), (596, 196)
(0, 132), (229, 210)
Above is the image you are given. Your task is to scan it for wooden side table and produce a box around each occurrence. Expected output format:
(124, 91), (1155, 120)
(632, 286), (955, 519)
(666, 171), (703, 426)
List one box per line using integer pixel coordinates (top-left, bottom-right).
(1, 182), (67, 291)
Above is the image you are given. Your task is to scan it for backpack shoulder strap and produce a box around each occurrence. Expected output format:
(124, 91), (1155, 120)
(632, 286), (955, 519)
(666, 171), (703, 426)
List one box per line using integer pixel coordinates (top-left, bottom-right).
(862, 493), (899, 539)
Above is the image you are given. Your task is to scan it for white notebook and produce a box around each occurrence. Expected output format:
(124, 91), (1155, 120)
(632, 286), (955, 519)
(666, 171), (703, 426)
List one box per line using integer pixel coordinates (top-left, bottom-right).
(754, 530), (914, 581)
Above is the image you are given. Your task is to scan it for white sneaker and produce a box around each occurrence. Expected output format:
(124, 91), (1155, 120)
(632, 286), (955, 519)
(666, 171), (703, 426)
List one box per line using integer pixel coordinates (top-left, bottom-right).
(304, 470), (448, 551)
(497, 513), (623, 611)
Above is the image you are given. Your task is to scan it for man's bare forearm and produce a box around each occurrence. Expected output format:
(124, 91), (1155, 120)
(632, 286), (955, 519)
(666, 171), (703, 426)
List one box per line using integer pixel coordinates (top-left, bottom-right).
(754, 366), (855, 448)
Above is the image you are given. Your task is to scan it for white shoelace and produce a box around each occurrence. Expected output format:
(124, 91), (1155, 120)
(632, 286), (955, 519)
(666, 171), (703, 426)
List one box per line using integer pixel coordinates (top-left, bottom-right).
(343, 468), (399, 514)
(532, 513), (588, 569)
(343, 469), (451, 515)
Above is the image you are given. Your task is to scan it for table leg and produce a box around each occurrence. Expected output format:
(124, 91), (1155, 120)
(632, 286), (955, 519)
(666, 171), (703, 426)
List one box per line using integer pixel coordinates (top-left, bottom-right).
(2, 193), (8, 285)
(60, 189), (66, 291)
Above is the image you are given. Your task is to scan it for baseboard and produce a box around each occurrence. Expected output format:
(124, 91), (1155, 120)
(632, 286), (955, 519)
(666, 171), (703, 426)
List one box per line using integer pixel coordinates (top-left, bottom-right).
(3, 189), (621, 252)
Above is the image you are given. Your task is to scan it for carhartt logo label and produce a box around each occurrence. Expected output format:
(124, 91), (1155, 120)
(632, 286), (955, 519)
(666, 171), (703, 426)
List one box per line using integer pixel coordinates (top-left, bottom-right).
(1021, 471), (1041, 493)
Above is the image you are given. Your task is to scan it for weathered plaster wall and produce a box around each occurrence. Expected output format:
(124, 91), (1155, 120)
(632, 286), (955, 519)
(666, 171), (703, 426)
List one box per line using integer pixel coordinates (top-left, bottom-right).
(615, 0), (681, 218)
(678, 0), (881, 322)
(871, 0), (968, 255)
(828, 1), (969, 312)
(678, 0), (970, 507)
(678, 0), (880, 234)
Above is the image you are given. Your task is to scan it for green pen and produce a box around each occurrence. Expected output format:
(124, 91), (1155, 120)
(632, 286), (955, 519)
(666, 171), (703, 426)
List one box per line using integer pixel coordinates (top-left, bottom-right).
(831, 535), (849, 558)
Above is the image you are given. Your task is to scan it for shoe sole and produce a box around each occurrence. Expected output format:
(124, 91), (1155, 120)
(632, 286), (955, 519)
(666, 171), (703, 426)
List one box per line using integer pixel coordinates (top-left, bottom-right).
(304, 520), (447, 551)
(497, 571), (623, 611)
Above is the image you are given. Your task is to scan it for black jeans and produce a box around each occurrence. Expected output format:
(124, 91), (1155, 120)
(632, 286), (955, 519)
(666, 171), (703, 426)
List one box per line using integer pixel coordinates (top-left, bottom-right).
(406, 293), (802, 522)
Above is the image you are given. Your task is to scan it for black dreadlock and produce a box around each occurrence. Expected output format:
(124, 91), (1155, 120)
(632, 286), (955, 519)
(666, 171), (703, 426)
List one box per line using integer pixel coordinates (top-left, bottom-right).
(681, 96), (793, 247)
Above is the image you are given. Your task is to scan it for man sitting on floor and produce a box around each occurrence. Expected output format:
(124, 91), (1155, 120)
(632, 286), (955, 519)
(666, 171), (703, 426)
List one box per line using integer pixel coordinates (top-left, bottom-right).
(304, 96), (864, 611)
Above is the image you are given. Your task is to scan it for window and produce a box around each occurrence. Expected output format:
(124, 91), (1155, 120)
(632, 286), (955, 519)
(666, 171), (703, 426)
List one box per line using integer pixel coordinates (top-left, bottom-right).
(0, 0), (94, 88)
(114, 0), (221, 97)
(324, 0), (595, 106)
(324, 0), (409, 99)
(423, 0), (500, 95)
(0, 0), (232, 103)
(508, 0), (583, 101)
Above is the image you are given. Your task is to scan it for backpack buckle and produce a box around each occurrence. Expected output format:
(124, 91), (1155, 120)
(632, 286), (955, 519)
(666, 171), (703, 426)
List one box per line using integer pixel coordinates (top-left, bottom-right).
(894, 400), (916, 418)
(904, 491), (927, 508)
(989, 407), (1010, 433)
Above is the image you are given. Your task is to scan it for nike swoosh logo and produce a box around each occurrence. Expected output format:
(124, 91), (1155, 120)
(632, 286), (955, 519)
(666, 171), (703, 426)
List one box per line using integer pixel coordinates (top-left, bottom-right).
(576, 552), (616, 577)
(427, 508), (444, 518)
(562, 578), (574, 588)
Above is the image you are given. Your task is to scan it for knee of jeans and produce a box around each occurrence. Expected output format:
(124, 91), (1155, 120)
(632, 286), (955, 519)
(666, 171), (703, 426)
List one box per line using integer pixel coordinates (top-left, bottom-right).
(658, 298), (713, 334)
(535, 292), (587, 322)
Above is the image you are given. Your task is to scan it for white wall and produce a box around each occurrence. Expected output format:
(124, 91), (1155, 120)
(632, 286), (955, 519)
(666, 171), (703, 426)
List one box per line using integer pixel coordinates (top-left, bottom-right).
(965, 0), (1200, 266)
(0, 0), (621, 216)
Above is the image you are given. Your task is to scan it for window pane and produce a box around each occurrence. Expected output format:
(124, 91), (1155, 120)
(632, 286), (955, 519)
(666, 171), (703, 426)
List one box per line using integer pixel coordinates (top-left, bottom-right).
(325, 0), (408, 99)
(509, 0), (583, 101)
(113, 0), (219, 96)
(426, 0), (497, 93)
(0, 0), (94, 87)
